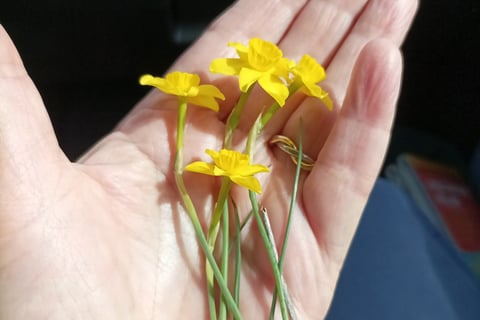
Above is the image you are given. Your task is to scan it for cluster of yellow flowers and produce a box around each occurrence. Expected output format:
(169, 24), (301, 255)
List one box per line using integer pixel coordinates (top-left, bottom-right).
(140, 37), (331, 194)
(140, 37), (331, 320)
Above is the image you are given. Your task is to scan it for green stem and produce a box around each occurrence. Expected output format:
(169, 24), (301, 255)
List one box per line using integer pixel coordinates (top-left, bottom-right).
(270, 121), (304, 320)
(224, 87), (253, 148)
(232, 202), (242, 306)
(176, 174), (217, 320)
(280, 123), (303, 271)
(206, 178), (231, 320)
(249, 191), (288, 320)
(174, 99), (188, 175)
(263, 210), (296, 320)
(259, 102), (280, 129)
(174, 99), (241, 319)
(245, 114), (262, 159)
(176, 175), (241, 319)
(206, 268), (217, 320)
(240, 211), (253, 231)
(260, 81), (302, 129)
(208, 178), (232, 243)
(218, 202), (230, 320)
(204, 179), (231, 315)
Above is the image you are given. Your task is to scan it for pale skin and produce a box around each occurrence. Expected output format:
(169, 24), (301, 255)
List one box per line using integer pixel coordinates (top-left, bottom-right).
(0, 0), (418, 319)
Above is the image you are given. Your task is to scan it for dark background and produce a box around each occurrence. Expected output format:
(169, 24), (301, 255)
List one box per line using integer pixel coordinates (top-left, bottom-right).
(1, 0), (479, 167)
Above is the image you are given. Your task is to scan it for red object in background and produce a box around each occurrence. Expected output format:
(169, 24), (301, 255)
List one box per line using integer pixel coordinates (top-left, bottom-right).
(408, 156), (480, 252)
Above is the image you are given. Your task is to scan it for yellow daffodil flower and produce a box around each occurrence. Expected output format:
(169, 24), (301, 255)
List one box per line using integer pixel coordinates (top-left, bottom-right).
(185, 149), (269, 193)
(291, 54), (333, 110)
(210, 38), (293, 106)
(139, 72), (225, 111)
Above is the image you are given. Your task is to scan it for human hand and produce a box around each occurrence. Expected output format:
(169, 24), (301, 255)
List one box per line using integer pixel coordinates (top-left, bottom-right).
(0, 0), (417, 318)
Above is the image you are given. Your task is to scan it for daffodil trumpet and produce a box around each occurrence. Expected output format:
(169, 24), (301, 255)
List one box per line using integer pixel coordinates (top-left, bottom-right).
(210, 38), (292, 107)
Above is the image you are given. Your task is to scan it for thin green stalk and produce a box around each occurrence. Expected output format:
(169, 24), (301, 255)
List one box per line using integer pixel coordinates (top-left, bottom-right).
(174, 99), (241, 319)
(280, 123), (303, 271)
(269, 122), (304, 320)
(245, 114), (262, 158)
(249, 191), (288, 320)
(260, 82), (302, 129)
(224, 87), (253, 148)
(218, 202), (230, 320)
(208, 178), (232, 242)
(240, 211), (253, 231)
(174, 99), (188, 175)
(228, 203), (251, 307)
(262, 210), (296, 320)
(204, 177), (231, 320)
(204, 177), (231, 317)
(174, 173), (241, 319)
(176, 175), (216, 319)
(259, 102), (280, 129)
(207, 85), (253, 317)
(206, 268), (216, 320)
(232, 202), (242, 306)
(231, 205), (253, 306)
(176, 99), (216, 320)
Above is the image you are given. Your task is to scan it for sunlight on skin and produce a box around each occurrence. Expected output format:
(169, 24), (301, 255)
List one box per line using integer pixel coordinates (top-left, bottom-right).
(0, 0), (418, 318)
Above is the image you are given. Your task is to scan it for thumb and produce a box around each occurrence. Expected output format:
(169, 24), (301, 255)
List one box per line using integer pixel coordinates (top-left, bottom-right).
(0, 25), (67, 219)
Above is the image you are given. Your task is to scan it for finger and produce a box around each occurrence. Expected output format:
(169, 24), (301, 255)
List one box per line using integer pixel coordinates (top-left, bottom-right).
(279, 0), (369, 63)
(0, 25), (66, 219)
(277, 0), (418, 158)
(325, 0), (418, 105)
(303, 39), (402, 270)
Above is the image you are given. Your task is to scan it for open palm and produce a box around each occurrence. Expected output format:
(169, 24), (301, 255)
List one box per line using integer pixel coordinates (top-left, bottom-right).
(0, 0), (417, 319)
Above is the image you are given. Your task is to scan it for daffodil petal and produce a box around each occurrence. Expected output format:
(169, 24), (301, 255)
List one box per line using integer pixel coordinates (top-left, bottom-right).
(198, 85), (226, 100)
(205, 149), (220, 160)
(300, 84), (333, 110)
(184, 161), (216, 176)
(139, 74), (171, 92)
(275, 57), (295, 79)
(228, 41), (248, 55)
(229, 175), (263, 194)
(228, 42), (248, 61)
(236, 164), (270, 176)
(294, 54), (326, 83)
(212, 166), (228, 176)
(195, 149), (269, 192)
(187, 95), (220, 111)
(210, 58), (244, 75)
(302, 83), (325, 98)
(238, 68), (262, 92)
(139, 74), (157, 86)
(321, 94), (334, 111)
(140, 72), (198, 96)
(166, 71), (201, 88)
(258, 75), (289, 106)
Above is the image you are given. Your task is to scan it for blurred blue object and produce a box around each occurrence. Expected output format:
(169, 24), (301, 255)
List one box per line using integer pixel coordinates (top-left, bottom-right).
(326, 179), (480, 320)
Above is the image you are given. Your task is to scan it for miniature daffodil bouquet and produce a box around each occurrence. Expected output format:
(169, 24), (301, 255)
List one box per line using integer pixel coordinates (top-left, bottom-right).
(140, 38), (332, 320)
